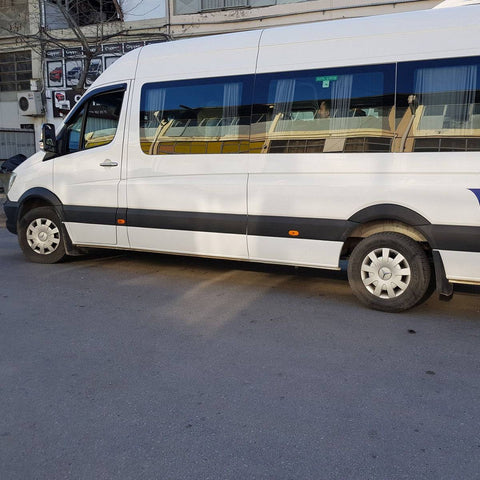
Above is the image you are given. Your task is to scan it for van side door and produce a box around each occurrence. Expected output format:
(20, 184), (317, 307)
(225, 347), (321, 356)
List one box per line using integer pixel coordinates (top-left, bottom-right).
(53, 83), (129, 245)
(125, 76), (252, 259)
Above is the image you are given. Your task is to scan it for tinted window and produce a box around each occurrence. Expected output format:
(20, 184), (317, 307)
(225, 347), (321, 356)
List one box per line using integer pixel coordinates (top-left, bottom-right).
(252, 64), (395, 153)
(66, 106), (85, 154)
(84, 91), (124, 149)
(64, 89), (124, 153)
(138, 56), (480, 155)
(396, 56), (480, 151)
(140, 76), (254, 155)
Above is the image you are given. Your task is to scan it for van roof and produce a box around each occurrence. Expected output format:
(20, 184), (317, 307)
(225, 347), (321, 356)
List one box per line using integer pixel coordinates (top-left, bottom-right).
(91, 4), (480, 88)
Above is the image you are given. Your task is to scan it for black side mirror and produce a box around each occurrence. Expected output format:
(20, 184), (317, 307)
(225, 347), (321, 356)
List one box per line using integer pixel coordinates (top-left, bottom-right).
(41, 123), (57, 153)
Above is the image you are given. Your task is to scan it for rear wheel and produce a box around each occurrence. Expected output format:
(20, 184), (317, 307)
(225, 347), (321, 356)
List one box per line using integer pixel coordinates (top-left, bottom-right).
(347, 232), (432, 312)
(18, 206), (68, 264)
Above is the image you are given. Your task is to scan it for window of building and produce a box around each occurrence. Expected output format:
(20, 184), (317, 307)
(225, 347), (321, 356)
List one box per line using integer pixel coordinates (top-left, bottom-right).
(174, 0), (418, 15)
(175, 0), (276, 15)
(0, 50), (32, 92)
(0, 0), (28, 7)
(200, 0), (249, 11)
(46, 0), (120, 27)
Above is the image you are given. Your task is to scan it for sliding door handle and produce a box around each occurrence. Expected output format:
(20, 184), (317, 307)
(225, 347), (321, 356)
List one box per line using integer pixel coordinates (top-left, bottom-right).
(100, 159), (118, 167)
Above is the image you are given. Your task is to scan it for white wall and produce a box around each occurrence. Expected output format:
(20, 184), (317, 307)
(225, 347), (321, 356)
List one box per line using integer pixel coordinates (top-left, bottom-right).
(0, 99), (38, 160)
(0, 100), (20, 129)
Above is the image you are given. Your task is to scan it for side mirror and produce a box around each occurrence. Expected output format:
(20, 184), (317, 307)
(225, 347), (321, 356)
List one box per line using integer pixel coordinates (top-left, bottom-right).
(41, 123), (57, 153)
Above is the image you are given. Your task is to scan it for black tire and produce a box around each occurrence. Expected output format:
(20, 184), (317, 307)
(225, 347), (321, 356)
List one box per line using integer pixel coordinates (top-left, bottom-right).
(18, 206), (68, 264)
(347, 232), (432, 312)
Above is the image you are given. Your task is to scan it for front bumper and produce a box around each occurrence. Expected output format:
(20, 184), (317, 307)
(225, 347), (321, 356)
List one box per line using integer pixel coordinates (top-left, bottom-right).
(3, 198), (19, 234)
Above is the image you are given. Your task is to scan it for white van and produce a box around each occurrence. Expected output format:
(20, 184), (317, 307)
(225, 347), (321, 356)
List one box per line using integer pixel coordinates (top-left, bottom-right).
(3, 5), (480, 312)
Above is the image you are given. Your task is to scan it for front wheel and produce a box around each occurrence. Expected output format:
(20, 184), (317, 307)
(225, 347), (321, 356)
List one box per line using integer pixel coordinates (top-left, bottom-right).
(347, 232), (432, 312)
(18, 206), (68, 264)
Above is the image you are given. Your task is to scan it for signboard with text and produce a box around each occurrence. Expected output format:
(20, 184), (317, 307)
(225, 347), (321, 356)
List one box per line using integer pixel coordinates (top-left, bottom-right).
(46, 40), (156, 117)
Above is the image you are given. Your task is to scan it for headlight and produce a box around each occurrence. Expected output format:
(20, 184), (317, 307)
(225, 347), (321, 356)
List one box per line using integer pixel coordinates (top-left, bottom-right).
(5, 172), (16, 195)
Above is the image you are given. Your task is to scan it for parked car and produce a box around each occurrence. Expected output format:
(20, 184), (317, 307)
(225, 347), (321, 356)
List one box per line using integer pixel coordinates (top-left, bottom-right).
(67, 66), (82, 81)
(0, 154), (27, 173)
(49, 67), (62, 82)
(0, 154), (27, 193)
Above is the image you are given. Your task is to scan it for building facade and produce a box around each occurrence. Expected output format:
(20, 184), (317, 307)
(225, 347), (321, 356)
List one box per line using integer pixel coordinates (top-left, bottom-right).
(0, 0), (442, 159)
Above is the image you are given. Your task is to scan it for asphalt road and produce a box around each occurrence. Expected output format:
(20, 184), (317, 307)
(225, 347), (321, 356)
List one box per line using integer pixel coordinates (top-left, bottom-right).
(1, 221), (480, 480)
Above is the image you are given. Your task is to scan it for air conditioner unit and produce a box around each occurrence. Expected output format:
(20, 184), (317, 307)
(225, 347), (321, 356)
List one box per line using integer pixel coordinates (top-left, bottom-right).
(17, 91), (43, 116)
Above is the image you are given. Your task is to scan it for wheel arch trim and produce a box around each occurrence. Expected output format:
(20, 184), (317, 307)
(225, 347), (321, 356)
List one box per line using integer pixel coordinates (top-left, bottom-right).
(18, 188), (64, 220)
(348, 204), (431, 227)
(344, 203), (435, 246)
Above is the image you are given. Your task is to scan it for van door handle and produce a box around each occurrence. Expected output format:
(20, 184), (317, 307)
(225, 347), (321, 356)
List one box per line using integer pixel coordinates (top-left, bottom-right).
(100, 159), (118, 167)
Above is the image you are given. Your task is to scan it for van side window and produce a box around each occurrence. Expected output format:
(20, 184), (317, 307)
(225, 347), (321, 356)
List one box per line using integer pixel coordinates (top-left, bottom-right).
(396, 56), (480, 152)
(66, 106), (85, 154)
(252, 64), (396, 153)
(140, 75), (253, 155)
(64, 89), (125, 154)
(139, 66), (396, 155)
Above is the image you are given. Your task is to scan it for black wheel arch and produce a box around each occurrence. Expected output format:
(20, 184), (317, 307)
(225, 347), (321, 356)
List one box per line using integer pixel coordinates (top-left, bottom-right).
(347, 203), (431, 228)
(17, 188), (65, 224)
(16, 189), (80, 256)
(341, 203), (433, 252)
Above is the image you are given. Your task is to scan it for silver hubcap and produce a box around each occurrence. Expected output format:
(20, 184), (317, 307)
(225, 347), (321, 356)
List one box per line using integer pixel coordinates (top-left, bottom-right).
(360, 247), (411, 299)
(26, 217), (60, 255)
